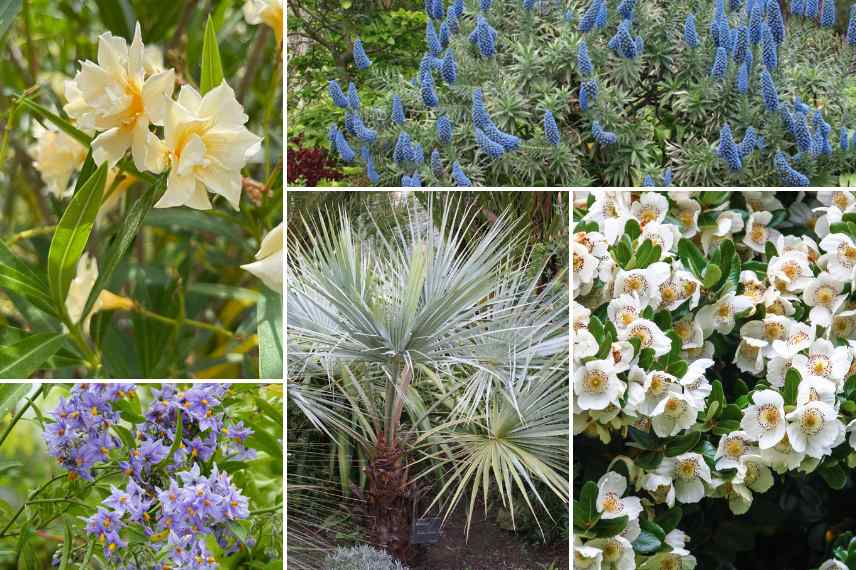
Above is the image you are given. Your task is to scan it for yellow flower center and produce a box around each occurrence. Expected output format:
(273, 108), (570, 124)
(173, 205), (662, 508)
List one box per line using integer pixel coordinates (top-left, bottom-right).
(630, 324), (652, 347)
(602, 492), (622, 513)
(584, 371), (608, 393)
(800, 408), (824, 435)
(815, 286), (835, 305)
(623, 274), (646, 294)
(758, 405), (780, 428)
(725, 437), (745, 457)
(750, 225), (766, 243)
(676, 458), (698, 480)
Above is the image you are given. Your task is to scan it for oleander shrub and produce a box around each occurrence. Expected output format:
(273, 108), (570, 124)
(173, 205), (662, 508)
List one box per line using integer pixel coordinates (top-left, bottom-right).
(303, 0), (856, 186)
(573, 190), (856, 569)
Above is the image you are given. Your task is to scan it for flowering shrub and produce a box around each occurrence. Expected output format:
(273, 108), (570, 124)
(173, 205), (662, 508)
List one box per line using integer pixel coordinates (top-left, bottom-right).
(304, 0), (856, 186)
(573, 191), (856, 568)
(0, 383), (282, 568)
(0, 3), (283, 379)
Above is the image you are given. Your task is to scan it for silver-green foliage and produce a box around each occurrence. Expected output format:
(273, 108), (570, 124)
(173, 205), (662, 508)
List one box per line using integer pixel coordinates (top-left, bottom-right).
(323, 545), (410, 570)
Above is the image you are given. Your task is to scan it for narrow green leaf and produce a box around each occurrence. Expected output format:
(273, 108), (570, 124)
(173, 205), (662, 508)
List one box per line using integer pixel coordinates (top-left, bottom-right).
(94, 0), (135, 39)
(0, 0), (22, 42)
(258, 290), (283, 379)
(200, 15), (224, 94)
(47, 163), (108, 313)
(83, 176), (167, 318)
(0, 384), (31, 424)
(18, 97), (93, 146)
(0, 241), (55, 316)
(0, 333), (68, 379)
(708, 380), (725, 419)
(59, 516), (73, 570)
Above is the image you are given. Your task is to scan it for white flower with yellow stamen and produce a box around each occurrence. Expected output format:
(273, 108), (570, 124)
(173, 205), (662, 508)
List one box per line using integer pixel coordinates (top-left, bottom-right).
(819, 233), (856, 285)
(762, 286), (796, 317)
(595, 472), (643, 521)
(28, 122), (88, 198)
(700, 210), (744, 254)
(585, 536), (634, 570)
(673, 317), (704, 350)
(640, 220), (678, 257)
(740, 316), (791, 358)
(655, 268), (701, 312)
(148, 83), (262, 210)
(618, 318), (672, 357)
(817, 190), (856, 211)
(743, 211), (782, 254)
(767, 250), (814, 293)
(243, 0), (284, 45)
(574, 542), (604, 570)
(695, 293), (754, 336)
(573, 359), (625, 411)
(613, 262), (671, 306)
(630, 191), (669, 227)
(771, 322), (815, 358)
(574, 227), (610, 258)
(241, 223), (283, 293)
(639, 552), (697, 570)
(64, 23), (175, 170)
(760, 431), (805, 473)
(633, 369), (677, 415)
(672, 197), (701, 238)
(650, 389), (699, 437)
(741, 389), (787, 449)
(714, 431), (758, 471)
(803, 272), (847, 328)
(649, 453), (712, 505)
(678, 358), (713, 409)
(584, 191), (632, 244)
(607, 294), (643, 330)
(819, 560), (849, 570)
(785, 400), (843, 459)
(574, 240), (599, 296)
(792, 338), (852, 388)
(734, 337), (766, 374)
(739, 270), (767, 305)
(796, 377), (836, 408)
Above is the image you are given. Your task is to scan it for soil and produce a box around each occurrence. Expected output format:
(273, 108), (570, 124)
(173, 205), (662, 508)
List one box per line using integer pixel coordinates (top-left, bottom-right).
(409, 505), (568, 570)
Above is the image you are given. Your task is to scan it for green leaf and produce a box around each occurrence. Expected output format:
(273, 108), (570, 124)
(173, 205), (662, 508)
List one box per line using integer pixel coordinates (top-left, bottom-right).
(0, 0), (22, 43)
(632, 529), (663, 554)
(783, 368), (801, 406)
(624, 218), (641, 240)
(573, 481), (600, 528)
(665, 431), (701, 457)
(657, 506), (683, 534)
(764, 240), (779, 259)
(819, 463), (847, 490)
(144, 209), (244, 242)
(0, 384), (31, 424)
(258, 290), (283, 379)
(0, 333), (67, 379)
(699, 191), (730, 207)
(708, 380), (725, 419)
(18, 97), (93, 147)
(83, 176), (167, 318)
(200, 15), (224, 94)
(635, 450), (664, 470)
(246, 422), (283, 458)
(677, 238), (706, 278)
(0, 240), (56, 317)
(702, 263), (722, 289)
(588, 315), (604, 341)
(640, 518), (667, 541)
(628, 426), (660, 450)
(47, 163), (108, 314)
(592, 515), (628, 538)
(94, 0), (135, 39)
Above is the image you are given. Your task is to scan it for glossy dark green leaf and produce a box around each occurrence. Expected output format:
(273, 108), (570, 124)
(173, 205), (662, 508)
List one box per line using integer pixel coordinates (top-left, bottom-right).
(678, 238), (706, 278)
(573, 480), (600, 528)
(0, 240), (55, 317)
(592, 515), (628, 538)
(628, 426), (660, 450)
(632, 529), (663, 554)
(665, 431), (701, 457)
(657, 506), (683, 534)
(702, 263), (721, 289)
(783, 368), (801, 406)
(47, 163), (108, 313)
(0, 333), (67, 379)
(624, 218), (641, 240)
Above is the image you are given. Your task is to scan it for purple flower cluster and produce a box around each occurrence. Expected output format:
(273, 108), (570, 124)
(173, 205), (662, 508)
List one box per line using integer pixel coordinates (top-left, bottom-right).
(44, 384), (128, 481)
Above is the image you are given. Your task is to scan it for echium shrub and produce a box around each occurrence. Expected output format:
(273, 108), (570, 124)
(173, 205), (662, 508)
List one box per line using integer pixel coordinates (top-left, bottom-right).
(318, 0), (856, 186)
(573, 191), (856, 569)
(44, 384), (259, 568)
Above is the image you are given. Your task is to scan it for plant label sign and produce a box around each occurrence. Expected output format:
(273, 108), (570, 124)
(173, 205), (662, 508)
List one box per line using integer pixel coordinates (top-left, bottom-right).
(411, 517), (442, 544)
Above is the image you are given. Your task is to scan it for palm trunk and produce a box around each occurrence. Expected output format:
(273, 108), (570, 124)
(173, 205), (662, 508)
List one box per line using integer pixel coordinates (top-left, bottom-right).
(365, 433), (412, 562)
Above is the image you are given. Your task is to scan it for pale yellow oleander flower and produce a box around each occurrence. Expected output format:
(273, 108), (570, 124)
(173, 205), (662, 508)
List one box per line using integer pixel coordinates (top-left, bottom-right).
(28, 123), (88, 198)
(64, 22), (175, 171)
(65, 253), (135, 334)
(148, 82), (261, 211)
(243, 0), (284, 44)
(241, 222), (283, 293)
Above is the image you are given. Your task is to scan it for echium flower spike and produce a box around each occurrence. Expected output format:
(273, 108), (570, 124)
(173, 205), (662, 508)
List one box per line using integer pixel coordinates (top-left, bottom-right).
(475, 127), (505, 158)
(730, 0), (743, 10)
(718, 123), (742, 170)
(579, 0), (600, 32)
(446, 9), (460, 33)
(421, 71), (439, 107)
(347, 82), (360, 110)
(820, 0), (836, 27)
(790, 112), (812, 153)
(577, 40), (594, 76)
(544, 110), (560, 145)
(663, 167), (673, 186)
(790, 0), (803, 15)
(365, 150), (380, 184)
(430, 148), (443, 177)
(767, 0), (785, 43)
(761, 68), (779, 111)
(595, 0), (608, 29)
(441, 48), (457, 83)
(733, 26), (748, 64)
(452, 0), (464, 18)
(523, 0), (537, 11)
(592, 121), (618, 145)
(431, 0), (445, 19)
(804, 0), (819, 18)
(481, 0), (492, 10)
(736, 61), (750, 93)
(749, 1), (764, 44)
(451, 161), (472, 186)
(328, 80), (349, 108)
(774, 151), (809, 185)
(642, 175), (655, 186)
(849, 5), (856, 45)
(710, 46), (729, 80)
(617, 0), (636, 19)
(353, 39), (371, 69)
(472, 88), (491, 129)
(436, 115), (453, 144)
(684, 14), (700, 47)
(761, 25), (778, 70)
(426, 21), (442, 56)
(580, 79), (598, 111)
(391, 95), (405, 125)
(439, 22), (449, 47)
(841, 128), (851, 151)
(334, 130), (356, 162)
(476, 17), (496, 57)
(737, 126), (758, 158)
